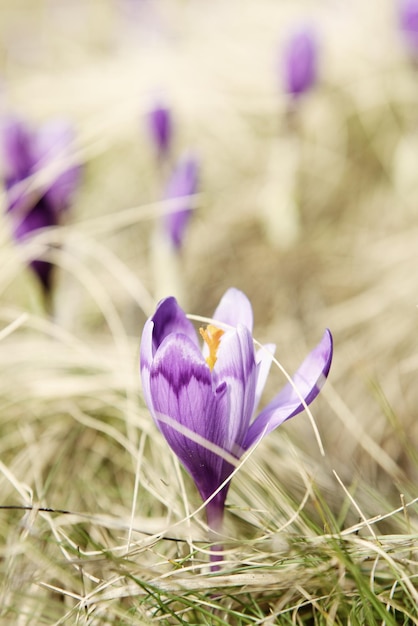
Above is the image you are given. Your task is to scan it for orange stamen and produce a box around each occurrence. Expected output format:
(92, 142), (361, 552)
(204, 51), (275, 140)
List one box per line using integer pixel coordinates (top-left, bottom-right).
(199, 324), (224, 371)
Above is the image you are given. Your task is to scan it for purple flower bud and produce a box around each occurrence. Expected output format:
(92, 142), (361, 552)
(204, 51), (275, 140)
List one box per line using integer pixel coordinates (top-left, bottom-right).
(31, 119), (81, 214)
(163, 154), (198, 250)
(140, 288), (333, 568)
(399, 0), (418, 54)
(14, 200), (57, 294)
(148, 101), (172, 159)
(0, 115), (81, 295)
(282, 25), (318, 98)
(0, 118), (33, 190)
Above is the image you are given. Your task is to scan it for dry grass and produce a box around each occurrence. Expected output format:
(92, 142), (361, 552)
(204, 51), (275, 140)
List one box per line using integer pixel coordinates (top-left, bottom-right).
(1, 0), (418, 623)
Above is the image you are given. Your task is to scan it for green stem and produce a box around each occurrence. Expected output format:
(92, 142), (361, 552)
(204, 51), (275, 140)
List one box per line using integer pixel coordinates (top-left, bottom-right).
(205, 495), (225, 572)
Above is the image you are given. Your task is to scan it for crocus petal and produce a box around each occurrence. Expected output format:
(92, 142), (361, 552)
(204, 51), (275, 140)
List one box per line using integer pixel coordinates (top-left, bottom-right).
(399, 0), (418, 52)
(32, 120), (81, 213)
(283, 25), (317, 98)
(253, 343), (276, 416)
(149, 333), (230, 502)
(140, 296), (200, 419)
(211, 287), (254, 331)
(212, 325), (257, 456)
(243, 329), (333, 450)
(0, 117), (33, 185)
(151, 296), (198, 352)
(163, 154), (198, 250)
(0, 117), (34, 215)
(13, 197), (57, 239)
(140, 316), (157, 416)
(148, 101), (172, 157)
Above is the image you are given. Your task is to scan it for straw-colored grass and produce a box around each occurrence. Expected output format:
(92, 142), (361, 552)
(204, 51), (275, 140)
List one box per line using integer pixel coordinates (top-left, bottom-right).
(1, 0), (418, 623)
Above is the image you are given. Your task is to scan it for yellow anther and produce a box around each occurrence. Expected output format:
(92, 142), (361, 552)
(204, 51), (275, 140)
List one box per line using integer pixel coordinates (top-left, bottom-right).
(199, 324), (224, 371)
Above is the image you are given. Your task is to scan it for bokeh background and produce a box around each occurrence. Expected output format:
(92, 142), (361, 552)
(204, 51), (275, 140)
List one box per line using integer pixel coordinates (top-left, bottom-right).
(1, 0), (418, 621)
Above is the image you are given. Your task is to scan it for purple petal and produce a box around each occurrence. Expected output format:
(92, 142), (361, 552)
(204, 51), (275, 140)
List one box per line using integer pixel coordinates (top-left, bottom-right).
(253, 343), (276, 416)
(12, 199), (57, 294)
(282, 25), (318, 98)
(30, 259), (54, 295)
(212, 325), (257, 455)
(0, 117), (33, 185)
(243, 329), (333, 450)
(148, 101), (172, 157)
(149, 333), (230, 502)
(211, 288), (254, 331)
(399, 0), (418, 52)
(150, 296), (198, 352)
(163, 154), (198, 250)
(0, 118), (34, 215)
(140, 296), (199, 416)
(13, 197), (57, 240)
(140, 316), (157, 416)
(32, 119), (81, 213)
(3, 177), (34, 216)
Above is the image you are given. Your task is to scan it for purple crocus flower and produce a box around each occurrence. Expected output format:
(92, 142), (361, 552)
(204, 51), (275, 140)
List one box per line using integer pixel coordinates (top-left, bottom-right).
(399, 0), (418, 55)
(148, 100), (173, 160)
(1, 116), (81, 295)
(163, 154), (198, 250)
(282, 25), (318, 99)
(140, 288), (333, 567)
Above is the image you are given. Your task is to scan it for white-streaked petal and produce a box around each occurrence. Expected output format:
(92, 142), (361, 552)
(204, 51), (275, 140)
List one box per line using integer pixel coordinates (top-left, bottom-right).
(213, 325), (256, 454)
(243, 330), (333, 450)
(212, 288), (253, 331)
(253, 343), (276, 415)
(139, 317), (155, 416)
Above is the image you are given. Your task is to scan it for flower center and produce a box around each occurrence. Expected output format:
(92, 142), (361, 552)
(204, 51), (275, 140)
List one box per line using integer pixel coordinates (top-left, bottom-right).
(199, 324), (224, 371)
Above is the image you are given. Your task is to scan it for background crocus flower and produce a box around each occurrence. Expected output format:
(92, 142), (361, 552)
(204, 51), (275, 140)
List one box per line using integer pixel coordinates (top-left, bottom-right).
(163, 153), (198, 250)
(282, 25), (318, 99)
(140, 288), (333, 568)
(0, 116), (81, 296)
(399, 0), (418, 55)
(147, 100), (173, 160)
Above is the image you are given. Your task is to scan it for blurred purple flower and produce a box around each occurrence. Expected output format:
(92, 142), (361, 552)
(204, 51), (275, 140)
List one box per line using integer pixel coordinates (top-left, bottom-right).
(148, 100), (172, 159)
(140, 288), (333, 567)
(163, 154), (198, 250)
(282, 25), (318, 98)
(1, 116), (81, 294)
(399, 0), (418, 54)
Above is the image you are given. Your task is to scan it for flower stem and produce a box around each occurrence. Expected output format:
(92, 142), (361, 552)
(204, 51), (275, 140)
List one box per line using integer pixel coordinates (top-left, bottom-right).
(205, 495), (225, 572)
